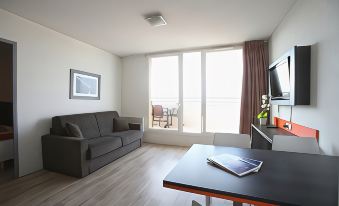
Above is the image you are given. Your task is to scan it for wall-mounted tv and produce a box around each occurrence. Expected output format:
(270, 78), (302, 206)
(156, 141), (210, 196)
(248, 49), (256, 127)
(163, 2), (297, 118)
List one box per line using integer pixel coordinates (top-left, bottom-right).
(269, 46), (311, 105)
(270, 58), (291, 100)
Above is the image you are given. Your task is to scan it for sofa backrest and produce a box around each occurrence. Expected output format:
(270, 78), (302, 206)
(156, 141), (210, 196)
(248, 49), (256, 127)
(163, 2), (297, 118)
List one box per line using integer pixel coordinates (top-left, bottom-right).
(95, 111), (119, 136)
(52, 113), (101, 139)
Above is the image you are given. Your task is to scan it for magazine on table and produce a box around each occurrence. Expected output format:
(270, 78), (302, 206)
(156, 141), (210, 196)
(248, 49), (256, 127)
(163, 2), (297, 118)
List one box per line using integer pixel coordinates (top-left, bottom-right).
(207, 154), (263, 177)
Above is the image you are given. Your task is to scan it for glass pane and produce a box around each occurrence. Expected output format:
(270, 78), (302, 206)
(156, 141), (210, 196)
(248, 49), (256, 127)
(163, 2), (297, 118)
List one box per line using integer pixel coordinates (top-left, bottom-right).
(183, 52), (201, 133)
(150, 56), (179, 130)
(206, 49), (243, 133)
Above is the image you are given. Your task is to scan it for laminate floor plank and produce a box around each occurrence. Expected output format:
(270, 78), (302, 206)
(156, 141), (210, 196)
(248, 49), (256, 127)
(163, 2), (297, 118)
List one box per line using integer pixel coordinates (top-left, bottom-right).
(0, 143), (236, 206)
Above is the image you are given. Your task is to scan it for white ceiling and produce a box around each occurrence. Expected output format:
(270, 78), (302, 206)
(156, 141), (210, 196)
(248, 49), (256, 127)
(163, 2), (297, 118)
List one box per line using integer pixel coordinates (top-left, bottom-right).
(0, 0), (296, 57)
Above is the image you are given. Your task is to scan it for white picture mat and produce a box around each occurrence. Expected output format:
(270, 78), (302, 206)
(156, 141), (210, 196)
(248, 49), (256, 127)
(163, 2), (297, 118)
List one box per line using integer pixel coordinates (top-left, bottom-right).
(72, 73), (99, 97)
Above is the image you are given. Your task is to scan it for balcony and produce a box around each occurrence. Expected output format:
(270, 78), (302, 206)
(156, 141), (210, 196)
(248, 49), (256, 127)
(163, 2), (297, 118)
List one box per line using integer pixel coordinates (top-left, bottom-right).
(150, 97), (241, 133)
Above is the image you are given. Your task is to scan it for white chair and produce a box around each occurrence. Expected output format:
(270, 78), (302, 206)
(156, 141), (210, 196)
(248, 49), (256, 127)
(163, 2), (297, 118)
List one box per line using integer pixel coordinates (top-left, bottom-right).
(213, 133), (251, 148)
(208, 133), (250, 206)
(272, 135), (320, 154)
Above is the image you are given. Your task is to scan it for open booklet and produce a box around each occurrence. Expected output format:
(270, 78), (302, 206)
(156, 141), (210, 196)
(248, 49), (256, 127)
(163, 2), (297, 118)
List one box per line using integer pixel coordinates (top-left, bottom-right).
(207, 154), (263, 177)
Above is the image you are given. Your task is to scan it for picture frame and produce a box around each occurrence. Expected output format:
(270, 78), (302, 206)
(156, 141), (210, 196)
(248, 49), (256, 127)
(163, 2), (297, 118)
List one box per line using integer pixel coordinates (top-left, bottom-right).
(70, 69), (101, 100)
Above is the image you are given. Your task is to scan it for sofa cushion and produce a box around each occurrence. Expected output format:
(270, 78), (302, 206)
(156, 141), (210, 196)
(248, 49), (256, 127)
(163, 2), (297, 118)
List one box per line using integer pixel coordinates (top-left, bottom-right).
(52, 113), (100, 139)
(86, 136), (122, 160)
(113, 117), (130, 132)
(95, 111), (119, 136)
(65, 122), (83, 138)
(111, 130), (143, 146)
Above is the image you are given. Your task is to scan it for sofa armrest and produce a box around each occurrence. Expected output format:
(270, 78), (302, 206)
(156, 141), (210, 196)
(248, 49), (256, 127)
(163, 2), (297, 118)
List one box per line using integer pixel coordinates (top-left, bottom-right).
(41, 134), (89, 177)
(114, 117), (144, 132)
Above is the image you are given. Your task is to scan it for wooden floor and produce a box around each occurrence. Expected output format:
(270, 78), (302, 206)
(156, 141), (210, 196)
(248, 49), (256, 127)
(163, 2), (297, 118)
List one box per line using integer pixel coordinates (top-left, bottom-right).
(0, 143), (234, 206)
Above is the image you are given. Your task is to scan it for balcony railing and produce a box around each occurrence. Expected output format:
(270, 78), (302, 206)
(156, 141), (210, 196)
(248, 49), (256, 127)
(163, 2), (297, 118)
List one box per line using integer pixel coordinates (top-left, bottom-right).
(150, 97), (241, 133)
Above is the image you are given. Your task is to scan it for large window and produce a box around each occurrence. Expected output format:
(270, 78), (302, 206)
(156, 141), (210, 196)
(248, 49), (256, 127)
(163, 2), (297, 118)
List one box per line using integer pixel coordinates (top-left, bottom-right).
(206, 49), (243, 133)
(183, 52), (202, 133)
(149, 48), (243, 133)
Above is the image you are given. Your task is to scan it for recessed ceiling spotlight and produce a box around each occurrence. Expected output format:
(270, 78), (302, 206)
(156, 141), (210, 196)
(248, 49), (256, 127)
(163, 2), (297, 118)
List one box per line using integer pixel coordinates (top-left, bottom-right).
(145, 15), (167, 27)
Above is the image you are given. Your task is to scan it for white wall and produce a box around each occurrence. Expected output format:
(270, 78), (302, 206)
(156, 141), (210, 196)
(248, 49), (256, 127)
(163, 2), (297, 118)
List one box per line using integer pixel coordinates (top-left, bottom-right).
(0, 9), (122, 176)
(269, 0), (339, 155)
(121, 55), (149, 123)
(122, 55), (215, 146)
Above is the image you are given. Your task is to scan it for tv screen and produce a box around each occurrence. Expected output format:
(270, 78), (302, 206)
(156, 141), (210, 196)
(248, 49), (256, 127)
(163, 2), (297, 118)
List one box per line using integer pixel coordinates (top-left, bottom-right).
(270, 58), (290, 100)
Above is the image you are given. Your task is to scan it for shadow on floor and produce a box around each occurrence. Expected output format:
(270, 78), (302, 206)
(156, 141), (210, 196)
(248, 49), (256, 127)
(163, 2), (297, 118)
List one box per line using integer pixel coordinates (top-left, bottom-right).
(0, 159), (14, 185)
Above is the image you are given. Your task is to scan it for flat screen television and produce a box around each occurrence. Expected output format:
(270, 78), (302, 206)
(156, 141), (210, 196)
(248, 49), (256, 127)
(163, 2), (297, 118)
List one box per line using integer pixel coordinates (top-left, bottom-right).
(269, 57), (290, 100)
(269, 46), (311, 105)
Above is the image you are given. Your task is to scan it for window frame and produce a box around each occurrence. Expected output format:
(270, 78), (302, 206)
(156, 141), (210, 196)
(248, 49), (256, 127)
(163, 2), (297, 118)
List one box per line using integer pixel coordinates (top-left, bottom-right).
(148, 45), (243, 134)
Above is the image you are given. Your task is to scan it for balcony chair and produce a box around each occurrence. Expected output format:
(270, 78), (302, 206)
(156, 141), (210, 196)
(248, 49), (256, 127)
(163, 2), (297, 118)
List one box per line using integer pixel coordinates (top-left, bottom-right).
(152, 105), (168, 127)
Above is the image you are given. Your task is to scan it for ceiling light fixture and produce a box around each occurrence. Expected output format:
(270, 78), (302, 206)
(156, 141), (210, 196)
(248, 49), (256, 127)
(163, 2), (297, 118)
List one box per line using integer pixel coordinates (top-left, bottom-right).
(145, 15), (167, 27)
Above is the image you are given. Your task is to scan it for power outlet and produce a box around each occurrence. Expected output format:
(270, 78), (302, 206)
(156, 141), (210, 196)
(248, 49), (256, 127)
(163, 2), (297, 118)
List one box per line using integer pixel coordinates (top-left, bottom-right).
(284, 123), (292, 130)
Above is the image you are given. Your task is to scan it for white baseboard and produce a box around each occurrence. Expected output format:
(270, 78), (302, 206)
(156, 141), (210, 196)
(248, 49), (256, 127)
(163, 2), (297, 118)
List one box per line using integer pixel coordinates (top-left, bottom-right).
(144, 130), (214, 147)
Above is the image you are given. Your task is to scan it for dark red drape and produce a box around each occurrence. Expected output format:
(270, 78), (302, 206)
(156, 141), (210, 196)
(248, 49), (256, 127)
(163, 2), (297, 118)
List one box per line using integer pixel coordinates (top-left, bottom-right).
(239, 41), (269, 134)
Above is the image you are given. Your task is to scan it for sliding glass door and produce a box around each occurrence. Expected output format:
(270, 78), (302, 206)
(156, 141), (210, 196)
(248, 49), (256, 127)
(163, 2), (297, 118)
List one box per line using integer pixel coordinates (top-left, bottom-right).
(150, 55), (179, 130)
(183, 52), (202, 133)
(149, 47), (243, 133)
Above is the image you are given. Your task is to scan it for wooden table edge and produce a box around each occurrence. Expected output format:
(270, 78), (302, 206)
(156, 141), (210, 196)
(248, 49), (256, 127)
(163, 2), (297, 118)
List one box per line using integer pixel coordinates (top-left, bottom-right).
(163, 181), (277, 206)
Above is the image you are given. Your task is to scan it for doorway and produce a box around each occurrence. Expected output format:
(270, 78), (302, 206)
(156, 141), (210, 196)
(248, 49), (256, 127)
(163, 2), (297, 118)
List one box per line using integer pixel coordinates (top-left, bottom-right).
(0, 38), (18, 184)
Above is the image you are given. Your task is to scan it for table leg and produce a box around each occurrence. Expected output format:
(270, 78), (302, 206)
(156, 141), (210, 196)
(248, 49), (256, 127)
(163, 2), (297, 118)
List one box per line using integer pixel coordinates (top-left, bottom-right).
(205, 196), (211, 206)
(233, 201), (243, 206)
(164, 109), (169, 128)
(170, 111), (173, 126)
(166, 112), (169, 127)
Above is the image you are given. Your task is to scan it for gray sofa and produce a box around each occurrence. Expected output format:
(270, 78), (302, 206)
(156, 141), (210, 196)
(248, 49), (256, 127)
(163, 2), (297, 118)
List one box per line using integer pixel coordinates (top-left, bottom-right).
(41, 111), (144, 177)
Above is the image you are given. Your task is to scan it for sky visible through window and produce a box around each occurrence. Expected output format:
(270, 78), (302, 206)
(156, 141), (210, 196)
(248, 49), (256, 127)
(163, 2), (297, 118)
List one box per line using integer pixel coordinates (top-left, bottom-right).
(206, 49), (243, 133)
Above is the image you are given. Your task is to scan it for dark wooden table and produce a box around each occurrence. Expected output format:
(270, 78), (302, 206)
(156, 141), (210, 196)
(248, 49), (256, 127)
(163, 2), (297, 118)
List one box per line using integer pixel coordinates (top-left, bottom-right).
(163, 144), (339, 206)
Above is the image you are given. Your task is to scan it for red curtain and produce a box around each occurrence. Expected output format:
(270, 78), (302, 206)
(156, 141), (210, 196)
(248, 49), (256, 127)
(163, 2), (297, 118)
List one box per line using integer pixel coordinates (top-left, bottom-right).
(239, 41), (269, 134)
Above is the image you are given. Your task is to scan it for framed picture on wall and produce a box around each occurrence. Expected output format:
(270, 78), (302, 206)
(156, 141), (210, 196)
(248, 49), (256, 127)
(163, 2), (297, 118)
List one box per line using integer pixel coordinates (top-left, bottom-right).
(70, 69), (101, 100)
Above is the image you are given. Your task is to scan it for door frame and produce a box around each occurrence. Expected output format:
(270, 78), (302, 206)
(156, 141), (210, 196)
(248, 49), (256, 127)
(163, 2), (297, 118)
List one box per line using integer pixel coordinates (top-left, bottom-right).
(0, 37), (19, 178)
